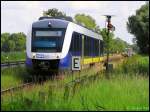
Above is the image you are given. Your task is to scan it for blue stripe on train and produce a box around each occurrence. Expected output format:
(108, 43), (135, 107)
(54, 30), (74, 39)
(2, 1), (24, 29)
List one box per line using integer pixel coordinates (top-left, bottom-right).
(25, 51), (82, 70)
(59, 51), (81, 70)
(25, 53), (33, 67)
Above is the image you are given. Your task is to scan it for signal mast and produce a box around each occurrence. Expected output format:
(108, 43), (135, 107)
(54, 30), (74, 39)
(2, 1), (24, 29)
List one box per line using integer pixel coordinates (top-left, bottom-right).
(103, 15), (115, 72)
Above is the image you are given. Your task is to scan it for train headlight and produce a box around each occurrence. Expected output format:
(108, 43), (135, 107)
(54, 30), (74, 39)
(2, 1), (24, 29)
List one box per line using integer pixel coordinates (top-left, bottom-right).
(32, 53), (36, 58)
(48, 22), (52, 27)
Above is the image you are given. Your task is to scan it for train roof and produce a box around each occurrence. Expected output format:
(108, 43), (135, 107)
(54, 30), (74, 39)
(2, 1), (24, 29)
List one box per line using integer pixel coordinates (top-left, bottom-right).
(32, 17), (103, 40)
(32, 18), (69, 28)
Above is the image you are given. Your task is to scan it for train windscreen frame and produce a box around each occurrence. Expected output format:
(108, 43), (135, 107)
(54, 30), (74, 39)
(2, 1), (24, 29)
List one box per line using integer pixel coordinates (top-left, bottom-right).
(32, 28), (66, 53)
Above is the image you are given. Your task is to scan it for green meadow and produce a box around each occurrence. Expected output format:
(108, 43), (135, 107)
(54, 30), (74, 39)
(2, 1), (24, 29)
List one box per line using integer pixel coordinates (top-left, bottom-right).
(1, 51), (25, 63)
(1, 55), (149, 111)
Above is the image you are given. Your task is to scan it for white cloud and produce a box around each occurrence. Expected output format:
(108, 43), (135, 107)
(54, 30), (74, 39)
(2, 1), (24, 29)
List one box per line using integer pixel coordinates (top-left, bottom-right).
(2, 1), (41, 9)
(1, 1), (44, 34)
(1, 1), (147, 44)
(69, 1), (109, 10)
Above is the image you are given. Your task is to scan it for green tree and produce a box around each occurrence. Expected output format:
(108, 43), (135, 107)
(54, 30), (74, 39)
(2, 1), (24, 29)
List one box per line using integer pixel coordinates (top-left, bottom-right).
(1, 32), (26, 52)
(100, 28), (129, 54)
(130, 44), (139, 53)
(1, 33), (10, 52)
(17, 32), (26, 51)
(8, 40), (15, 51)
(43, 8), (73, 22)
(131, 38), (139, 53)
(43, 8), (66, 17)
(127, 2), (149, 54)
(10, 33), (19, 50)
(13, 32), (26, 51)
(100, 28), (114, 53)
(74, 14), (99, 31)
(111, 38), (127, 53)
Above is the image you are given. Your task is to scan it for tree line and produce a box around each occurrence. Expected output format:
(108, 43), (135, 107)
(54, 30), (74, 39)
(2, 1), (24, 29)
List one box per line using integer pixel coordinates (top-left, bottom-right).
(127, 2), (149, 54)
(1, 32), (26, 52)
(1, 2), (149, 54)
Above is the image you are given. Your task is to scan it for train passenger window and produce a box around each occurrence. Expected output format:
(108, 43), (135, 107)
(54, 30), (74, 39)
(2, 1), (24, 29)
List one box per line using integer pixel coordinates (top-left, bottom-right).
(95, 39), (99, 56)
(70, 32), (102, 57)
(100, 40), (104, 56)
(70, 32), (82, 56)
(84, 36), (95, 57)
(84, 36), (90, 57)
(90, 38), (93, 56)
(84, 36), (87, 56)
(93, 38), (96, 56)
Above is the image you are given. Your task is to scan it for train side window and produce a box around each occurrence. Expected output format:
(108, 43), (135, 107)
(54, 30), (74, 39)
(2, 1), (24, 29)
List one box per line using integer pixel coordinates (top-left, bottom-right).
(83, 36), (101, 57)
(93, 38), (96, 56)
(84, 36), (87, 56)
(69, 32), (82, 56)
(90, 37), (92, 56)
(84, 35), (90, 57)
(88, 36), (90, 56)
(100, 40), (104, 56)
(95, 39), (99, 56)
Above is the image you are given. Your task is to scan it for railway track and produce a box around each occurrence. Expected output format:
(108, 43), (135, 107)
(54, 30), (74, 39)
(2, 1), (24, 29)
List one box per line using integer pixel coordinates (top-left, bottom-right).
(1, 54), (124, 95)
(1, 82), (33, 95)
(65, 72), (100, 87)
(1, 72), (97, 95)
(1, 74), (64, 95)
(1, 61), (25, 68)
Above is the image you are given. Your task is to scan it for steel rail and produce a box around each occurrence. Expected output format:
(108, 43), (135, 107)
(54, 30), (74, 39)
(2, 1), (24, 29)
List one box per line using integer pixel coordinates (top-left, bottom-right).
(1, 82), (33, 95)
(1, 61), (25, 68)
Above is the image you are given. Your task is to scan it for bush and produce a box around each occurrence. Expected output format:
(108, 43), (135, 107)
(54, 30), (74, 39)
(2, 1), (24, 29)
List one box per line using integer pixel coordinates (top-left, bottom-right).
(115, 55), (149, 75)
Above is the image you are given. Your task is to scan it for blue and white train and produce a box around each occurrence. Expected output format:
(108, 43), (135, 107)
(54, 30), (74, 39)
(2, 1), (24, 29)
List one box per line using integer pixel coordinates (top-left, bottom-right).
(26, 17), (104, 74)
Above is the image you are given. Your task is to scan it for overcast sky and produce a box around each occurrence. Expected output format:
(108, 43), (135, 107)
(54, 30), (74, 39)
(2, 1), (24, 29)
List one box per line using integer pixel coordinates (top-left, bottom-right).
(1, 1), (146, 44)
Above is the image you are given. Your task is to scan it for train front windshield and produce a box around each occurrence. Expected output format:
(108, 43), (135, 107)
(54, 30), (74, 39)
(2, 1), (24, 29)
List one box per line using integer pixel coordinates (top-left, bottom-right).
(32, 28), (66, 52)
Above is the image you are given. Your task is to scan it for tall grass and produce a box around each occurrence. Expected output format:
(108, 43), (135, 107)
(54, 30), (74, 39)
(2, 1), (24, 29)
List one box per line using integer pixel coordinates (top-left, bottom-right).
(1, 54), (149, 111)
(1, 67), (29, 90)
(114, 54), (149, 75)
(1, 72), (149, 111)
